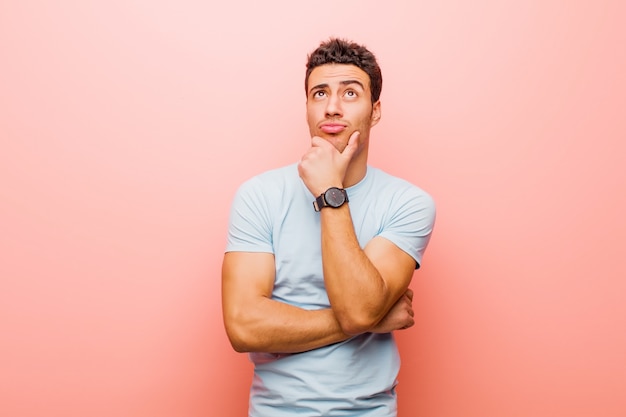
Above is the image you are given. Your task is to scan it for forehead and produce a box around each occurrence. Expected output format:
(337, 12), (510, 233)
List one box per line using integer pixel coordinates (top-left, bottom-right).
(307, 64), (370, 91)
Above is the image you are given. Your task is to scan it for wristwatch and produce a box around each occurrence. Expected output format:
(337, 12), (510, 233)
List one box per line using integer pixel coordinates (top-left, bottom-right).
(313, 187), (349, 212)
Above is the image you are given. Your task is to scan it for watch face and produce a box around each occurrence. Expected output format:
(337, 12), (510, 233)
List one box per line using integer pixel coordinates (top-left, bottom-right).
(325, 187), (346, 207)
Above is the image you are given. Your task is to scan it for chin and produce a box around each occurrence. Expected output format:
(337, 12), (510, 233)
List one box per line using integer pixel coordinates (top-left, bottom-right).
(328, 137), (349, 152)
(311, 129), (352, 152)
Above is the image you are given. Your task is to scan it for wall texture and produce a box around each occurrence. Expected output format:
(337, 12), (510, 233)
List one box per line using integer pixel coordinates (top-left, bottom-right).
(1, 1), (625, 416)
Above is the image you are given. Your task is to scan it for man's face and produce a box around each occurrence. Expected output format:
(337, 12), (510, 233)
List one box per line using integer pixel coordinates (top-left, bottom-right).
(306, 64), (381, 153)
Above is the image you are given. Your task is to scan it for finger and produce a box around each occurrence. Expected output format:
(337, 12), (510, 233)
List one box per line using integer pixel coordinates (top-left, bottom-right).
(310, 136), (326, 147)
(341, 131), (360, 158)
(405, 288), (414, 300)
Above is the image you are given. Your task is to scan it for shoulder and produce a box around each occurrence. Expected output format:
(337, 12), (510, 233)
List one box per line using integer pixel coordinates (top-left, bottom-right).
(366, 166), (436, 211)
(235, 163), (300, 198)
(239, 163), (298, 189)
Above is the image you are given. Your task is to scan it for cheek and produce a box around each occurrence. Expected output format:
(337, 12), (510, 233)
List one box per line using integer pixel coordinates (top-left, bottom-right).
(358, 110), (374, 128)
(306, 104), (323, 123)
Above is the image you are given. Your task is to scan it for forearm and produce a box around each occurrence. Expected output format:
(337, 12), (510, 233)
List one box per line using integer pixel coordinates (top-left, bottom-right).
(224, 296), (350, 354)
(320, 205), (393, 334)
(222, 251), (351, 353)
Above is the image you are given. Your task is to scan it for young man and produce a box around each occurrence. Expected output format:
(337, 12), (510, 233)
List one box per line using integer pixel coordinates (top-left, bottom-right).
(222, 38), (436, 417)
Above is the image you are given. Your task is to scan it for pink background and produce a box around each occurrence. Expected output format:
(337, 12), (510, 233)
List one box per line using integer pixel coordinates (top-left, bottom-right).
(1, 1), (625, 416)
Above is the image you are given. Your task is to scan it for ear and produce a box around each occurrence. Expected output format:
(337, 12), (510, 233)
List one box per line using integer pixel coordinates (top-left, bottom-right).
(370, 100), (381, 127)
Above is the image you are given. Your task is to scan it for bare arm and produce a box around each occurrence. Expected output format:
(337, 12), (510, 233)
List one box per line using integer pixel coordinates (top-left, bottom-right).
(225, 128), (420, 351)
(221, 251), (350, 353)
(298, 132), (418, 334)
(321, 206), (416, 334)
(222, 250), (415, 353)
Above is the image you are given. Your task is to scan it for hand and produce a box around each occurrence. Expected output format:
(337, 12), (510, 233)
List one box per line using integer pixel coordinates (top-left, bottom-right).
(370, 289), (415, 333)
(298, 131), (360, 197)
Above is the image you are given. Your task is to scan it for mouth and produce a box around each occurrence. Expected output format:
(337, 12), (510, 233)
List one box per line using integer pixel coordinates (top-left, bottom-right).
(319, 123), (347, 134)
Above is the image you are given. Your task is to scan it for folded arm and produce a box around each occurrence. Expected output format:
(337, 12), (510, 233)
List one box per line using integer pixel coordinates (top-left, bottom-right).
(297, 132), (423, 335)
(222, 251), (350, 353)
(221, 250), (415, 353)
(320, 205), (417, 335)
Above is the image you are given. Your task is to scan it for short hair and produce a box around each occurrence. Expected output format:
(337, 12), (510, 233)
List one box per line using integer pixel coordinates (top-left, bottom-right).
(305, 38), (383, 104)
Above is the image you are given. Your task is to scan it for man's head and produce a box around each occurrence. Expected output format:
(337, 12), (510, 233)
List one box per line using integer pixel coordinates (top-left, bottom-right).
(305, 38), (382, 105)
(304, 38), (383, 155)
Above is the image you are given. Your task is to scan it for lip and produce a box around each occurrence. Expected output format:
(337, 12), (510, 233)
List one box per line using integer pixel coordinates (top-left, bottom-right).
(320, 123), (347, 134)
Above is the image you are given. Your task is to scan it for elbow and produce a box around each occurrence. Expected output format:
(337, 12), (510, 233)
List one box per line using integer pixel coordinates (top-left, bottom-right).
(227, 334), (249, 353)
(334, 297), (387, 335)
(231, 343), (249, 354)
(224, 322), (254, 353)
(336, 311), (380, 336)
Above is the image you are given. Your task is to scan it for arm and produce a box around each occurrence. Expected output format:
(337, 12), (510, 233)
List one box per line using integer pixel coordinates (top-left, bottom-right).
(298, 132), (421, 334)
(321, 206), (417, 334)
(221, 251), (350, 353)
(224, 138), (422, 352)
(222, 250), (416, 353)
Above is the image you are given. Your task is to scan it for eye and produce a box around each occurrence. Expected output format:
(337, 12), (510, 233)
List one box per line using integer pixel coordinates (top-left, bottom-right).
(344, 90), (357, 98)
(313, 90), (326, 99)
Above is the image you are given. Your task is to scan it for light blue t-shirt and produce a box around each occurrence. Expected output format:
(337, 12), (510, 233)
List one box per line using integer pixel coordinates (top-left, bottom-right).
(226, 163), (436, 417)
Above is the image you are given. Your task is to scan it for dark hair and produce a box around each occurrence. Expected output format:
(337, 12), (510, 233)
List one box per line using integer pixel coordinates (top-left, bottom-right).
(305, 38), (382, 104)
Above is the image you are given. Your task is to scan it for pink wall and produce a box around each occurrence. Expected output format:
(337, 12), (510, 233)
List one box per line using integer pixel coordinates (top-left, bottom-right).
(1, 1), (625, 416)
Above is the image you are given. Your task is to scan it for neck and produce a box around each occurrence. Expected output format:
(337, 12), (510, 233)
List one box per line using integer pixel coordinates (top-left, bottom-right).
(343, 149), (368, 188)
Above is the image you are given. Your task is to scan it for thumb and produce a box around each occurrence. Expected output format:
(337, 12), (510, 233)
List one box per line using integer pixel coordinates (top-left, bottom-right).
(342, 131), (360, 159)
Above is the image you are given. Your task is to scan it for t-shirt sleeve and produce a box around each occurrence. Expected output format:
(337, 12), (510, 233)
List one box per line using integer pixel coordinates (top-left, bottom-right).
(378, 189), (436, 269)
(225, 177), (274, 254)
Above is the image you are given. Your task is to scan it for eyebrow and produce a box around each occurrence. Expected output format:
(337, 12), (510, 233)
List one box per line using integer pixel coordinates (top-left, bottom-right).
(309, 80), (366, 93)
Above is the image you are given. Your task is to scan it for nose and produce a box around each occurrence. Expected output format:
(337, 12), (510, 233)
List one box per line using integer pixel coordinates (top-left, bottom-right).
(325, 94), (342, 118)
